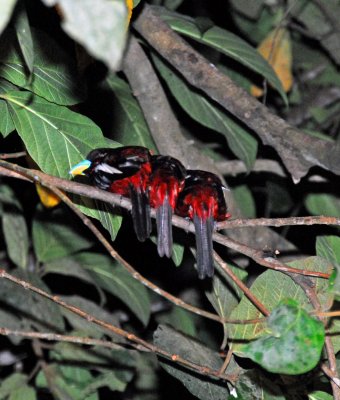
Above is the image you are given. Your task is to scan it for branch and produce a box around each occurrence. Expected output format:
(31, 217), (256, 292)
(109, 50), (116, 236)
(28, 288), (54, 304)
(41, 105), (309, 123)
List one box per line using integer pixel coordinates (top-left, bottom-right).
(0, 159), (331, 280)
(132, 4), (340, 183)
(0, 269), (235, 383)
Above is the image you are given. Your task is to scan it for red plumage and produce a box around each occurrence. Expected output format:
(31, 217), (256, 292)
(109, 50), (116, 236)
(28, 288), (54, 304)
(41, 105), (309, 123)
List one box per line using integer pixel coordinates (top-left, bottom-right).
(149, 155), (186, 257)
(176, 170), (229, 279)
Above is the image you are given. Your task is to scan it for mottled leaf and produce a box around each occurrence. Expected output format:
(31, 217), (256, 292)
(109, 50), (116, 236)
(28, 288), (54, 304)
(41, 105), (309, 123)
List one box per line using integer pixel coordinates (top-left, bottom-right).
(235, 300), (325, 375)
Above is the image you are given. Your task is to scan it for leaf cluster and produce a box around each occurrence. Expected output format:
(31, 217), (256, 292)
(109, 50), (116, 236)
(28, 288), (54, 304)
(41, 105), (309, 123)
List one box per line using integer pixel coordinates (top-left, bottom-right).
(0, 1), (339, 399)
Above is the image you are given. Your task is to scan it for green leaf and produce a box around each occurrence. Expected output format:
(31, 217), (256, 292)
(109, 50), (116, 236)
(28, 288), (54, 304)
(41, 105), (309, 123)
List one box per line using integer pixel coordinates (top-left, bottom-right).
(60, 295), (123, 342)
(9, 386), (36, 400)
(0, 29), (86, 105)
(316, 236), (340, 299)
(1, 186), (29, 269)
(32, 205), (93, 263)
(154, 325), (230, 400)
(2, 90), (106, 176)
(232, 185), (256, 218)
(73, 252), (151, 326)
(0, 268), (65, 332)
(153, 54), (258, 170)
(161, 13), (287, 103)
(105, 74), (156, 152)
(36, 364), (98, 400)
(305, 193), (340, 218)
(229, 257), (332, 343)
(308, 391), (334, 400)
(316, 236), (340, 267)
(14, 2), (34, 74)
(235, 299), (325, 375)
(171, 241), (185, 266)
(0, 373), (27, 400)
(0, 80), (16, 136)
(0, 0), (17, 35)
(2, 90), (123, 241)
(42, 0), (128, 72)
(2, 203), (29, 269)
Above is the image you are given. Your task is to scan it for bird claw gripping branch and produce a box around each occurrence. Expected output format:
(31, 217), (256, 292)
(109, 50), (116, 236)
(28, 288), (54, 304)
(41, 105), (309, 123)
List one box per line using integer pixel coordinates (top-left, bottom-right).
(176, 170), (230, 279)
(70, 148), (229, 279)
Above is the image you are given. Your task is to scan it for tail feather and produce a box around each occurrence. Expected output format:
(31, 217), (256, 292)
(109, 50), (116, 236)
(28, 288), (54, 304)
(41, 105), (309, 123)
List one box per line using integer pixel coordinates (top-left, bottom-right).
(193, 214), (214, 279)
(129, 186), (151, 242)
(156, 195), (173, 258)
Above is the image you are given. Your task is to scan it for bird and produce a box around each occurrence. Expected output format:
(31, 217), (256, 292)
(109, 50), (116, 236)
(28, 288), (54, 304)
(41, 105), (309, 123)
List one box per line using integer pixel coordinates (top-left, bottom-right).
(176, 170), (229, 279)
(70, 146), (152, 242)
(149, 154), (186, 258)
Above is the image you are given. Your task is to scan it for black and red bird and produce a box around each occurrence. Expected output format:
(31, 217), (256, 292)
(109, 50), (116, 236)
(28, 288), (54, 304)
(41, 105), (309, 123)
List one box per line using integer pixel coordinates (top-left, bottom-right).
(70, 146), (152, 242)
(149, 155), (186, 258)
(176, 170), (229, 279)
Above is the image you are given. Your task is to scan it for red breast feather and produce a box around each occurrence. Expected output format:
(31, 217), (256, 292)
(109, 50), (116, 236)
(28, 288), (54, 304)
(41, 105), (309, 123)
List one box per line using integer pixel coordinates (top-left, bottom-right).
(149, 155), (186, 257)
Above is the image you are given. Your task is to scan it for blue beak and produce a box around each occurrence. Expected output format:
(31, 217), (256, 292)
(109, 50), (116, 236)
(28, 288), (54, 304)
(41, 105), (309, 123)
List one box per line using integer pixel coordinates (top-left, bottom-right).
(69, 159), (91, 176)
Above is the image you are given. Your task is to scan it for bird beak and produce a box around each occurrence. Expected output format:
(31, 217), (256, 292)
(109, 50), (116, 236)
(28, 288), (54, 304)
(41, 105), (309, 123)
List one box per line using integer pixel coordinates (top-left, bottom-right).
(69, 159), (91, 176)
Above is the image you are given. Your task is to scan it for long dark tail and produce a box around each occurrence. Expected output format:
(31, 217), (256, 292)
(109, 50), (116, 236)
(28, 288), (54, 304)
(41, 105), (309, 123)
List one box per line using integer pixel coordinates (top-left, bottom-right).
(129, 186), (151, 242)
(193, 214), (214, 279)
(156, 195), (173, 258)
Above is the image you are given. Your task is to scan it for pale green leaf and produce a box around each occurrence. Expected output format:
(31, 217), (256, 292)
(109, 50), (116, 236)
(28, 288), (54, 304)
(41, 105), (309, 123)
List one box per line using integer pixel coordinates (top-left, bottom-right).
(41, 0), (128, 71)
(0, 0), (17, 35)
(305, 193), (340, 218)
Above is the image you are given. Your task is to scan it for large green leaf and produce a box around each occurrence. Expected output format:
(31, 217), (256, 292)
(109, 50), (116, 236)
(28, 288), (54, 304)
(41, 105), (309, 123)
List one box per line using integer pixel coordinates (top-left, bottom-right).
(0, 373), (28, 400)
(1, 90), (123, 241)
(161, 12), (287, 103)
(0, 29), (86, 105)
(72, 252), (151, 326)
(229, 257), (332, 343)
(305, 193), (340, 218)
(2, 90), (105, 176)
(153, 54), (258, 170)
(42, 0), (128, 72)
(235, 299), (325, 375)
(105, 74), (156, 151)
(32, 205), (94, 263)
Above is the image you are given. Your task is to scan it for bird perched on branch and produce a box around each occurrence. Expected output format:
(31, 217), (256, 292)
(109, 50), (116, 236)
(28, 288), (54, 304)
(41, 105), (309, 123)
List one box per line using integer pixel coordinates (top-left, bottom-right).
(70, 146), (152, 242)
(176, 170), (230, 279)
(149, 155), (186, 258)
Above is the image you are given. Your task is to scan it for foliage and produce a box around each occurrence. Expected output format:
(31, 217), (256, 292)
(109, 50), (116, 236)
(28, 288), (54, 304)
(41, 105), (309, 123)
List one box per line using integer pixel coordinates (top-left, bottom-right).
(0, 1), (339, 399)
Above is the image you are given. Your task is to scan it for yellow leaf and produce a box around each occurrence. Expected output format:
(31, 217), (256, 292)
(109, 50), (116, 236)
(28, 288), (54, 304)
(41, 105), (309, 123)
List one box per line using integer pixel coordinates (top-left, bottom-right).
(251, 27), (293, 97)
(36, 183), (61, 208)
(126, 0), (133, 24)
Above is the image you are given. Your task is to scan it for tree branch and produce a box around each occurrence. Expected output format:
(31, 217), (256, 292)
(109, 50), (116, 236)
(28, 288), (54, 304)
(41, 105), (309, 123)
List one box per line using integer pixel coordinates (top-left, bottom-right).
(132, 4), (340, 183)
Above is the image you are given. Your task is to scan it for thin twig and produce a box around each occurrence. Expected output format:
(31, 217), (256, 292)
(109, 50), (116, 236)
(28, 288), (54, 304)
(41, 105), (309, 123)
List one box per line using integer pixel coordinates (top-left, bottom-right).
(0, 328), (123, 350)
(0, 269), (235, 383)
(214, 252), (269, 317)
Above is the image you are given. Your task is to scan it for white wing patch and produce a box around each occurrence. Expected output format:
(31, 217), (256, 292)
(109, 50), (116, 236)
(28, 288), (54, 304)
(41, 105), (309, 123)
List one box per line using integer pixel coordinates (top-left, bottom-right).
(95, 163), (122, 174)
